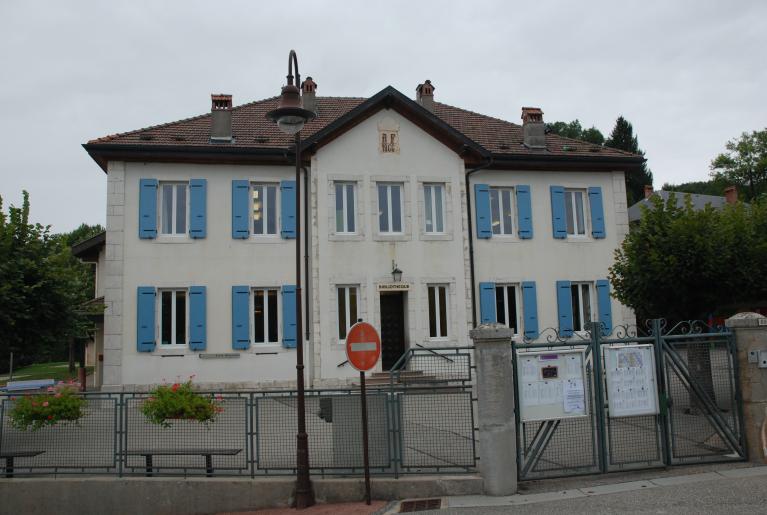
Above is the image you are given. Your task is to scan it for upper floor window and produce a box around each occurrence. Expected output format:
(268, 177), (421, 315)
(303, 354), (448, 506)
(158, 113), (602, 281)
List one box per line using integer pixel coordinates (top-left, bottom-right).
(252, 183), (278, 236)
(565, 189), (587, 236)
(378, 183), (403, 233)
(428, 284), (449, 339)
(571, 282), (593, 332)
(490, 187), (514, 236)
(495, 284), (520, 334)
(335, 182), (356, 234)
(160, 289), (187, 345)
(253, 288), (279, 344)
(160, 183), (188, 236)
(423, 184), (445, 234)
(337, 286), (359, 341)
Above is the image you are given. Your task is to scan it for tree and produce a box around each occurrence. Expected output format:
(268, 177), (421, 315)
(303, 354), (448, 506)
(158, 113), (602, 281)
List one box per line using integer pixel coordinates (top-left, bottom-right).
(710, 129), (767, 201)
(605, 116), (654, 205)
(661, 176), (731, 197)
(546, 119), (605, 145)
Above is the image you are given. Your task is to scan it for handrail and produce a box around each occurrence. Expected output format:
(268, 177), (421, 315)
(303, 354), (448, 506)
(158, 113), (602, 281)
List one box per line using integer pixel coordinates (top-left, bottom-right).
(414, 344), (455, 363)
(336, 360), (349, 368)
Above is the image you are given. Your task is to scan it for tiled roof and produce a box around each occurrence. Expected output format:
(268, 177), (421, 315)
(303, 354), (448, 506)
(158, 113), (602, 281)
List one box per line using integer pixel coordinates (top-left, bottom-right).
(628, 191), (734, 222)
(87, 90), (639, 160)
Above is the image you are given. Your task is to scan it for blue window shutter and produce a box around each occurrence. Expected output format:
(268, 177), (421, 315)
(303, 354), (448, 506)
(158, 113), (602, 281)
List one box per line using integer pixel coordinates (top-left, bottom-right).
(521, 281), (539, 339)
(282, 285), (297, 348)
(474, 184), (492, 239)
(138, 179), (158, 239)
(479, 282), (496, 324)
(189, 286), (207, 351)
(136, 287), (156, 352)
(588, 186), (606, 239)
(232, 286), (250, 349)
(550, 186), (567, 239)
(596, 279), (613, 336)
(556, 280), (574, 337)
(189, 179), (207, 239)
(232, 180), (250, 239)
(280, 180), (297, 239)
(516, 185), (533, 239)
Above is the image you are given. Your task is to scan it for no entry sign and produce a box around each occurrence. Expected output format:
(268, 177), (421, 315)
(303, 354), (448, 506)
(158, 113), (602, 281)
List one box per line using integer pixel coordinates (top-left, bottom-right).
(345, 321), (381, 372)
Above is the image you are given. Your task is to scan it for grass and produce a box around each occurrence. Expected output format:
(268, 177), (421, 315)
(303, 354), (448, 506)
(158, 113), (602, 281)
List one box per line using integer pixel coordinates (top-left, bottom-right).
(0, 361), (94, 387)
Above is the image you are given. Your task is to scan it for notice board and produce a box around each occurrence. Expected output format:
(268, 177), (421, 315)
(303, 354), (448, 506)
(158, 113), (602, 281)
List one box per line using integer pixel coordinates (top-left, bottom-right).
(604, 344), (660, 418)
(518, 349), (588, 422)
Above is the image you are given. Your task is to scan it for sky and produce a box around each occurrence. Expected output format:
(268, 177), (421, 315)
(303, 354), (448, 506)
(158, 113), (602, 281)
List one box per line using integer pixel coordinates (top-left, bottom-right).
(1, 0), (765, 233)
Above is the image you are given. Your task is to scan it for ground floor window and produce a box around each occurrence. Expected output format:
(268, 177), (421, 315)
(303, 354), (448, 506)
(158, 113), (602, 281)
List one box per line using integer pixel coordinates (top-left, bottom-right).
(428, 285), (448, 339)
(253, 288), (279, 344)
(571, 282), (593, 332)
(337, 286), (359, 340)
(160, 289), (187, 345)
(495, 284), (519, 334)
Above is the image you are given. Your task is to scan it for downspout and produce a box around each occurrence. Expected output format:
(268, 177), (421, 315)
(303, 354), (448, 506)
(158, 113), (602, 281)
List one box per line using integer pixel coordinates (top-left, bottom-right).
(465, 158), (493, 328)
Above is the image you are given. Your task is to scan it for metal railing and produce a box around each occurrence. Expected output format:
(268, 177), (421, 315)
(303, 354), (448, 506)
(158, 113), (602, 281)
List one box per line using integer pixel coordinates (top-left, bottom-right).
(388, 346), (473, 387)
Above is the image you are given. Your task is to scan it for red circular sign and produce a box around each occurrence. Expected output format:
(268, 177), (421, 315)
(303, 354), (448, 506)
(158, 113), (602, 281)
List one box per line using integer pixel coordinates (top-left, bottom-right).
(345, 321), (382, 372)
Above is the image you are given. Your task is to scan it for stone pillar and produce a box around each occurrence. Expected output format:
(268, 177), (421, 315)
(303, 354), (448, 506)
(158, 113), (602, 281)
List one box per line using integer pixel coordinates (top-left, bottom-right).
(470, 323), (516, 495)
(726, 312), (767, 463)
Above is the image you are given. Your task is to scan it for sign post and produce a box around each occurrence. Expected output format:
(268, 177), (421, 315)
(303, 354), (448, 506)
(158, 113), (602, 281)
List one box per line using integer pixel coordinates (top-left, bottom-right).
(345, 319), (381, 506)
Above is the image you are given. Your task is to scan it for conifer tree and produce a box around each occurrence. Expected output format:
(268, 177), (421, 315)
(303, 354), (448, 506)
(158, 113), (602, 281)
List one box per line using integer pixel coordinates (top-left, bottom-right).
(606, 116), (654, 204)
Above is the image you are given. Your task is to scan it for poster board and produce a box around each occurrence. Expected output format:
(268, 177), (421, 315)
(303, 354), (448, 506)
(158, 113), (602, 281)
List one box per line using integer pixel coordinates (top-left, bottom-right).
(604, 345), (660, 418)
(518, 349), (588, 422)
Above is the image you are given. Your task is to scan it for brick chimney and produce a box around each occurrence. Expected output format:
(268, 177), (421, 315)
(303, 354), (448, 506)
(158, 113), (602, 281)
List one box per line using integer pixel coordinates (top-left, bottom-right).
(521, 107), (546, 149)
(210, 94), (232, 142)
(301, 76), (317, 114)
(644, 185), (654, 199)
(724, 186), (738, 204)
(416, 80), (435, 112)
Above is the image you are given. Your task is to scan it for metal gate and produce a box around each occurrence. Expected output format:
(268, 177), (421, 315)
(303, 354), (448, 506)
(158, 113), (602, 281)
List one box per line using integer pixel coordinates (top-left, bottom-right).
(513, 319), (746, 480)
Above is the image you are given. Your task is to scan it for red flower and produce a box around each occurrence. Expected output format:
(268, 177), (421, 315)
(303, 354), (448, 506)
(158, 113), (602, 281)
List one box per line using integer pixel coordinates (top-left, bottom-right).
(47, 415), (54, 420)
(171, 383), (180, 392)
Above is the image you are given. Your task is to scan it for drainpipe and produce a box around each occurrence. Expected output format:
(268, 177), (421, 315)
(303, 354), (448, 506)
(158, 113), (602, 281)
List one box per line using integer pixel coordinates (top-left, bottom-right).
(465, 158), (494, 328)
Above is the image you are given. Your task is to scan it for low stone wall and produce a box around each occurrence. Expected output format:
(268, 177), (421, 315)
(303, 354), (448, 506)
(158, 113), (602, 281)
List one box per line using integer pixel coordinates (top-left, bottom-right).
(0, 475), (482, 515)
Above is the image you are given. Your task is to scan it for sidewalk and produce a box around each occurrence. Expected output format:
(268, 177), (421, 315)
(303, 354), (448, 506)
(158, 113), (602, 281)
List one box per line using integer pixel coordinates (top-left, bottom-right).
(217, 501), (390, 515)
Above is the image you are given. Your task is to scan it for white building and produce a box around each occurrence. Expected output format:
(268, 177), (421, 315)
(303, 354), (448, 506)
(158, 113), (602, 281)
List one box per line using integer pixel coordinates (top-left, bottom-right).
(79, 77), (642, 390)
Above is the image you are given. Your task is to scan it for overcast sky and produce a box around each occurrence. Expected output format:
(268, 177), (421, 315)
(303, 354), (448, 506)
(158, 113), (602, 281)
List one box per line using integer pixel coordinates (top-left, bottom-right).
(1, 0), (765, 233)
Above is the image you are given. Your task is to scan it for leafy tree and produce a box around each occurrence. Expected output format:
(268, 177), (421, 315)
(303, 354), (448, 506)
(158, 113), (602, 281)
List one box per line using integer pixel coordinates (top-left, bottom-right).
(605, 116), (654, 205)
(710, 129), (767, 201)
(546, 119), (605, 145)
(661, 176), (731, 197)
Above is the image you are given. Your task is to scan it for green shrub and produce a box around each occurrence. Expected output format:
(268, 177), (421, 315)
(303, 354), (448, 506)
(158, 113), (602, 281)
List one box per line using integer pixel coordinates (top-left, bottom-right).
(8, 383), (86, 431)
(140, 379), (223, 428)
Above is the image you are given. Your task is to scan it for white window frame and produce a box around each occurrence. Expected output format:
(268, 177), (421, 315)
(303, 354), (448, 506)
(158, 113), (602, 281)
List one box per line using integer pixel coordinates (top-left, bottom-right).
(159, 182), (189, 237)
(377, 182), (404, 234)
(334, 181), (357, 234)
(495, 284), (521, 335)
(252, 287), (280, 345)
(337, 285), (359, 342)
(423, 183), (446, 234)
(427, 284), (449, 340)
(490, 187), (515, 236)
(158, 288), (188, 346)
(571, 282), (594, 332)
(251, 182), (279, 237)
(565, 189), (588, 237)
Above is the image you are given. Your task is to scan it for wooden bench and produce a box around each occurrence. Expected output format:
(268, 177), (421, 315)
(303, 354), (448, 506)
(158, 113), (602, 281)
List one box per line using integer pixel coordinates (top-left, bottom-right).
(125, 448), (242, 477)
(1, 451), (45, 478)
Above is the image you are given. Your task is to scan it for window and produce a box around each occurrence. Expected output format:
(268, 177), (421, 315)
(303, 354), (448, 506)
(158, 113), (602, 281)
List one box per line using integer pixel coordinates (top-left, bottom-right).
(571, 283), (593, 332)
(334, 182), (356, 233)
(252, 183), (278, 236)
(495, 285), (519, 334)
(565, 189), (586, 236)
(377, 183), (403, 233)
(160, 183), (188, 235)
(337, 286), (358, 340)
(159, 289), (187, 345)
(490, 187), (514, 235)
(423, 184), (445, 234)
(428, 285), (448, 339)
(253, 288), (279, 344)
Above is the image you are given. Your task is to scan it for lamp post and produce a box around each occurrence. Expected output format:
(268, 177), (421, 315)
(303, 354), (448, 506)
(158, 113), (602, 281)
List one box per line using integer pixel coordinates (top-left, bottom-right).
(266, 49), (316, 509)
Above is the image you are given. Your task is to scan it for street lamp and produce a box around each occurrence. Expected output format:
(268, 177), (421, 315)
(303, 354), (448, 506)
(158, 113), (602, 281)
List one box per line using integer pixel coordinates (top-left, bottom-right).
(266, 49), (316, 509)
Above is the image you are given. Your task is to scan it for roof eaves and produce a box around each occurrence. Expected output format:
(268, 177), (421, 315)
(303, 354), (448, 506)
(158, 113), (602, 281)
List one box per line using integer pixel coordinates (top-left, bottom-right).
(71, 231), (106, 260)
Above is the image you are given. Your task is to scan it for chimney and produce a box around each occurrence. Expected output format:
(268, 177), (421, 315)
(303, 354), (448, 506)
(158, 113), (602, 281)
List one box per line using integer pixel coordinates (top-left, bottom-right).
(210, 94), (233, 142)
(521, 107), (546, 149)
(416, 80), (435, 112)
(644, 185), (654, 199)
(301, 76), (317, 114)
(724, 186), (738, 204)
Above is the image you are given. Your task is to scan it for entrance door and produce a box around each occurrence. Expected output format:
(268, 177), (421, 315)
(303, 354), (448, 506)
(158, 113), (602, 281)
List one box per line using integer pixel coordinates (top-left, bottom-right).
(380, 292), (406, 370)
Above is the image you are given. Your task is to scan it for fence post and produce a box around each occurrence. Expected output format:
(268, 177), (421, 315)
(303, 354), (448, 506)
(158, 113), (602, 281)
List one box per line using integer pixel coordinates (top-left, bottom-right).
(725, 312), (767, 463)
(651, 318), (672, 466)
(470, 323), (516, 496)
(589, 322), (608, 473)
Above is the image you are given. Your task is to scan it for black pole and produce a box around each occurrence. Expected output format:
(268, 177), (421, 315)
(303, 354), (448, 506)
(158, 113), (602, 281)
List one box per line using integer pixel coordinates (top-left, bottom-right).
(294, 130), (315, 508)
(360, 370), (371, 505)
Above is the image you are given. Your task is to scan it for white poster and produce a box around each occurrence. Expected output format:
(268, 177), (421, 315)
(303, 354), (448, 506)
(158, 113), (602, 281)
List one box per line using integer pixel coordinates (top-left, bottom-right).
(604, 345), (660, 418)
(517, 348), (588, 422)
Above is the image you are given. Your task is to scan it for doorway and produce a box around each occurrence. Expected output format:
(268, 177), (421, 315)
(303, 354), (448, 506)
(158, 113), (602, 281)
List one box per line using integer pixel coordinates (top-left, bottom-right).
(380, 292), (406, 370)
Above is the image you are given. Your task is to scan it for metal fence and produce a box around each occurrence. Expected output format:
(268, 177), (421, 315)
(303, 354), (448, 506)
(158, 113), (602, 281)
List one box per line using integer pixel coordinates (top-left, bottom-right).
(0, 384), (477, 478)
(514, 319), (746, 481)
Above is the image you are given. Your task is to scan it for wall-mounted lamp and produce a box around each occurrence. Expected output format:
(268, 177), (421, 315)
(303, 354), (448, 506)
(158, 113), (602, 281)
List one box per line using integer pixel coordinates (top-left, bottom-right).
(391, 260), (403, 282)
